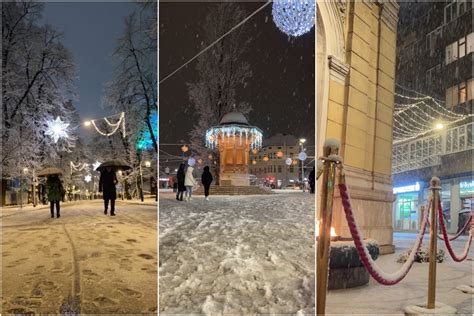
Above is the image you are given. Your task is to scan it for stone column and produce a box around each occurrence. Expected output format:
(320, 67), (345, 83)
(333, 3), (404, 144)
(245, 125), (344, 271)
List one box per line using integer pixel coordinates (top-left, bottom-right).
(326, 1), (399, 254)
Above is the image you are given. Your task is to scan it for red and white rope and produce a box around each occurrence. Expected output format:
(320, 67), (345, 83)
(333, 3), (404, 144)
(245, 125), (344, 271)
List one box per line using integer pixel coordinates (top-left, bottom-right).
(437, 200), (472, 262)
(339, 182), (428, 285)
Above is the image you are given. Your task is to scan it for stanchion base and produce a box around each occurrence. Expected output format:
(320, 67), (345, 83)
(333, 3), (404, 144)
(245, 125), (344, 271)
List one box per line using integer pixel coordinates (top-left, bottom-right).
(456, 284), (474, 294)
(404, 302), (456, 315)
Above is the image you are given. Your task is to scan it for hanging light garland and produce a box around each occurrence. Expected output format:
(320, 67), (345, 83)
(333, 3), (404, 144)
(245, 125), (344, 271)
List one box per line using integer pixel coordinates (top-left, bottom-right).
(393, 90), (473, 144)
(70, 162), (89, 172)
(205, 125), (263, 151)
(272, 0), (315, 37)
(89, 112), (126, 137)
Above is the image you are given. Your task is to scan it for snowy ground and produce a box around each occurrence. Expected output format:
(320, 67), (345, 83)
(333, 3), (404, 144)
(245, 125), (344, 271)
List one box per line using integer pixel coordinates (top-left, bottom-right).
(1, 200), (157, 314)
(159, 192), (315, 314)
(326, 232), (473, 315)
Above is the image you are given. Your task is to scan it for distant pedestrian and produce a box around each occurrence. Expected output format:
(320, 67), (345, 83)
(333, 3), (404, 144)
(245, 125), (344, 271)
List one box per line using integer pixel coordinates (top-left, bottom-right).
(184, 165), (197, 201)
(309, 166), (315, 194)
(176, 164), (185, 201)
(201, 166), (213, 201)
(457, 200), (472, 235)
(46, 174), (64, 218)
(99, 167), (118, 216)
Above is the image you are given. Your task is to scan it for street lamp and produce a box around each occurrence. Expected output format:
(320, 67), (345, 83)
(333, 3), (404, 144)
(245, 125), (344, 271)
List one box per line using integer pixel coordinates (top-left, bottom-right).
(299, 138), (307, 191)
(434, 122), (444, 130)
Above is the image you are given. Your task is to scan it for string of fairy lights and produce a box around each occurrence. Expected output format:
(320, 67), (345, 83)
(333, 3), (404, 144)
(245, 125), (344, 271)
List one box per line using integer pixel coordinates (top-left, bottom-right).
(86, 112), (126, 137)
(392, 87), (473, 145)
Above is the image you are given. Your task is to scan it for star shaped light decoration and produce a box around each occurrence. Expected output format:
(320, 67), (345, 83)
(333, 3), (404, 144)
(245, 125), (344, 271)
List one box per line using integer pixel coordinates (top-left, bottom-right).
(45, 116), (70, 143)
(84, 175), (92, 183)
(93, 161), (101, 171)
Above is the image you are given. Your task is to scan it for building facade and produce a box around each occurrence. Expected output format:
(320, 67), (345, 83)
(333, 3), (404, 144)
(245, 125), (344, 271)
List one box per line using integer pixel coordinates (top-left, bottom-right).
(317, 1), (399, 254)
(249, 134), (302, 188)
(392, 1), (473, 233)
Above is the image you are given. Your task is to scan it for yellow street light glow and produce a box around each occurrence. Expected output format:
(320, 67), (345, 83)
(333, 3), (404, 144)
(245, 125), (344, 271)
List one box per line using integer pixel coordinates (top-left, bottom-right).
(434, 123), (444, 130)
(145, 161), (151, 168)
(84, 120), (91, 127)
(299, 138), (306, 144)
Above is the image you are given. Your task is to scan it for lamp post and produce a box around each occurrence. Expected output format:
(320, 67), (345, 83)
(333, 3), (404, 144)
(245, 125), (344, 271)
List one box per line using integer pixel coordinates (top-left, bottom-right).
(299, 138), (306, 190)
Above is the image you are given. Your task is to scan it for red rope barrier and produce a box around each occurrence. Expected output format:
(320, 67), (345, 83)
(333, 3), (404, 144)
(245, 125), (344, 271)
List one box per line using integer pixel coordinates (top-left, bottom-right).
(339, 183), (428, 285)
(434, 214), (471, 241)
(437, 200), (472, 262)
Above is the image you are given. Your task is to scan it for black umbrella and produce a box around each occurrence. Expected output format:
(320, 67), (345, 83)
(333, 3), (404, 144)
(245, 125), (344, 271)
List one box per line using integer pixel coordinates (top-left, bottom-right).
(96, 160), (132, 172)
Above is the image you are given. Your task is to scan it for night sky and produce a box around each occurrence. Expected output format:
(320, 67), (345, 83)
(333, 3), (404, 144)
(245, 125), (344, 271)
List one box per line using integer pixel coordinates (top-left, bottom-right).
(159, 2), (315, 155)
(41, 1), (137, 139)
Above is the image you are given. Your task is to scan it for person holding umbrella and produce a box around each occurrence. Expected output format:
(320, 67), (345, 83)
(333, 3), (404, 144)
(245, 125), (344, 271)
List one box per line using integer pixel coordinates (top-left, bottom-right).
(99, 167), (118, 216)
(46, 174), (65, 218)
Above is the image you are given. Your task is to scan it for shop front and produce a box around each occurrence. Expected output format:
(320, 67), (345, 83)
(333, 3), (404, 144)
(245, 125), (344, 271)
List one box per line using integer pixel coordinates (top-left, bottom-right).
(393, 182), (422, 231)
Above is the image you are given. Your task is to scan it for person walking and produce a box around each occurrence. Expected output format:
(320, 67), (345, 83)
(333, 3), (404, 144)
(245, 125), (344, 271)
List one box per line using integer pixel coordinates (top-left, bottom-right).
(46, 174), (64, 218)
(176, 164), (185, 201)
(457, 200), (472, 235)
(201, 166), (213, 201)
(99, 167), (118, 216)
(308, 166), (315, 194)
(184, 165), (196, 201)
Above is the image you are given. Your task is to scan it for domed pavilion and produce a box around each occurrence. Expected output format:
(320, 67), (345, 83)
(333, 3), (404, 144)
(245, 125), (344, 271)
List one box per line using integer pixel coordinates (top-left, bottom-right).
(205, 112), (263, 186)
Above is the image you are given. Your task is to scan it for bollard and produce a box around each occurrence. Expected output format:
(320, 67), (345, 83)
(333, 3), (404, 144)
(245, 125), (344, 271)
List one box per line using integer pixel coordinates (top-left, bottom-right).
(316, 139), (340, 315)
(428, 176), (441, 309)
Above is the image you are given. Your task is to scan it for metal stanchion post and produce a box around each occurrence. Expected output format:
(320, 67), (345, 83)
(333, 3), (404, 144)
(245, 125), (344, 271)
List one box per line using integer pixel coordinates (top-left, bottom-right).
(316, 139), (340, 315)
(428, 176), (440, 309)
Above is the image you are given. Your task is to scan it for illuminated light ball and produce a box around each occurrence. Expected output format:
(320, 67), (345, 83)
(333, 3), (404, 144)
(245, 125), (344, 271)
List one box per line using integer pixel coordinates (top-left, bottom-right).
(145, 161), (151, 168)
(252, 149), (258, 155)
(188, 157), (196, 166)
(181, 145), (189, 153)
(272, 0), (316, 37)
(298, 151), (307, 161)
(285, 158), (292, 166)
(198, 159), (203, 165)
(208, 154), (213, 160)
(263, 156), (269, 162)
(276, 151), (284, 158)
(292, 159), (298, 166)
(252, 160), (257, 165)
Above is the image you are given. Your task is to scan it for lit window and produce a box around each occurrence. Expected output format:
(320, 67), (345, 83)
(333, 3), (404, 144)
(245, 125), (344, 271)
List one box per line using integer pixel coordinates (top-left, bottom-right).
(459, 82), (467, 104)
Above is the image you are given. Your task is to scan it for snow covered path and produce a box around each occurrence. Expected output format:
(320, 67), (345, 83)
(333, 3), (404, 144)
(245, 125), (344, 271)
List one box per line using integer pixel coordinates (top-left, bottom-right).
(2, 200), (157, 314)
(326, 232), (473, 314)
(159, 192), (315, 314)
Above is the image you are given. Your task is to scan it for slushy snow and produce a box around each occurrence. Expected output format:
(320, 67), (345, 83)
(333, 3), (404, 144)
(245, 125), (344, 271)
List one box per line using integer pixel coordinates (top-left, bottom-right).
(159, 192), (315, 314)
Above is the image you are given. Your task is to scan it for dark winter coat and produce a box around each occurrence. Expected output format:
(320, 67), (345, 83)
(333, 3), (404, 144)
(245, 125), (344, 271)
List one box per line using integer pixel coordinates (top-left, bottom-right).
(201, 167), (213, 187)
(309, 168), (315, 186)
(177, 169), (185, 192)
(46, 176), (64, 202)
(99, 170), (118, 200)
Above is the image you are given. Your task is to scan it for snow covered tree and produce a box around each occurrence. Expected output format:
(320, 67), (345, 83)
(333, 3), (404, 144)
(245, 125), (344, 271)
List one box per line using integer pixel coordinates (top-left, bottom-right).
(187, 2), (253, 182)
(103, 1), (157, 153)
(2, 2), (78, 205)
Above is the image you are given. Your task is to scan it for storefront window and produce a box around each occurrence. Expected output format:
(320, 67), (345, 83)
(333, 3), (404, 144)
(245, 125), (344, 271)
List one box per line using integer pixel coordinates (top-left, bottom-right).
(395, 192), (419, 231)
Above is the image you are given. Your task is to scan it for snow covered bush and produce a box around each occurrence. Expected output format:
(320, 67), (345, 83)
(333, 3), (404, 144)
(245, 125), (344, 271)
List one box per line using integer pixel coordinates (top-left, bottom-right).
(397, 246), (446, 263)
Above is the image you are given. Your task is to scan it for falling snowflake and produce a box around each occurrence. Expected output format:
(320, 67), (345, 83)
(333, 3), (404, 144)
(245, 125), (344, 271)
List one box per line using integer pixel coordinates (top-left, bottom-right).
(45, 116), (70, 143)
